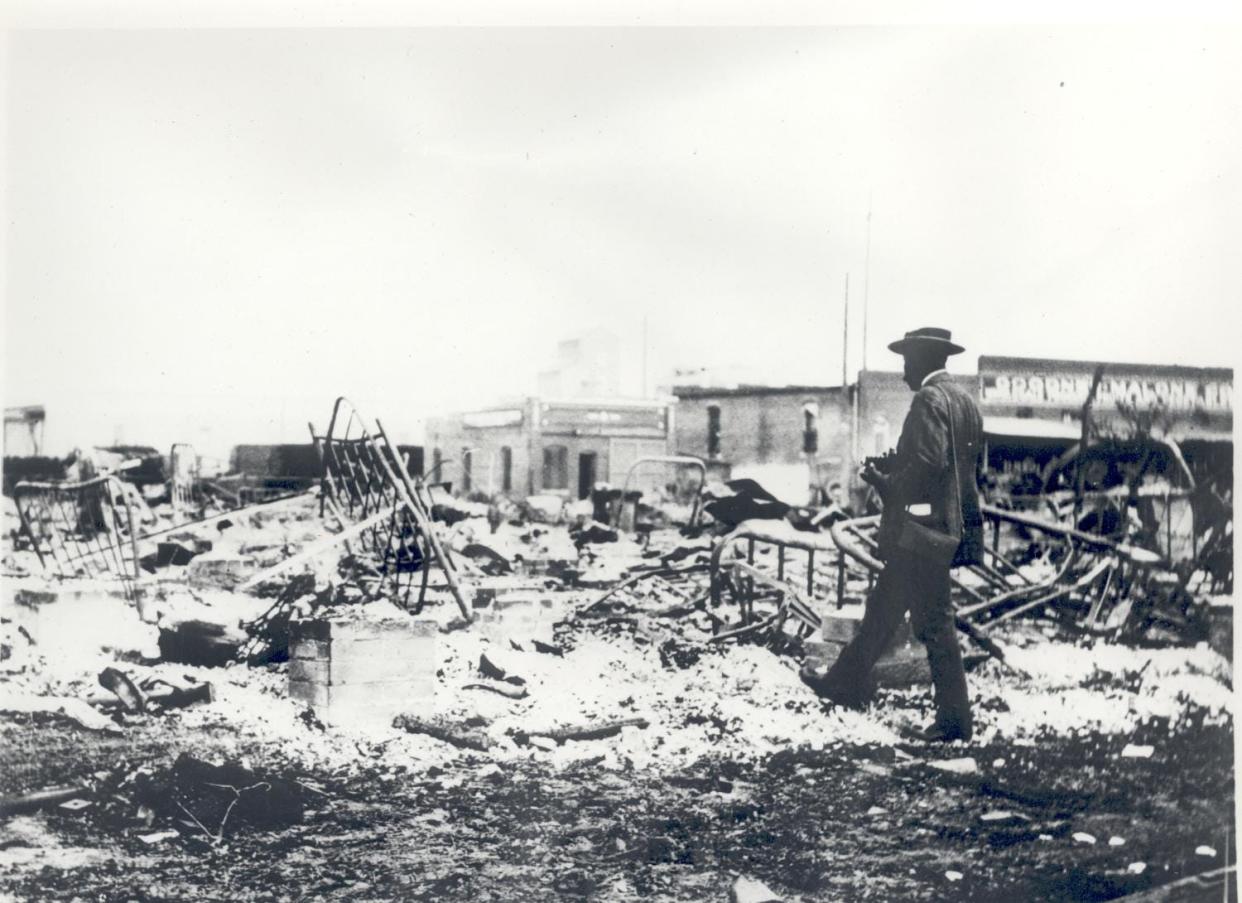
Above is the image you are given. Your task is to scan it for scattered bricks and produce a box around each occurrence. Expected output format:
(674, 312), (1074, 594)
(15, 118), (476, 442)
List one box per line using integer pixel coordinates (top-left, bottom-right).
(287, 616), (437, 727)
(186, 553), (258, 590)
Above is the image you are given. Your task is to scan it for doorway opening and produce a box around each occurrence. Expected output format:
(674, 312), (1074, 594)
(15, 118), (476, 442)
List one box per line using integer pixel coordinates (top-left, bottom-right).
(577, 452), (597, 500)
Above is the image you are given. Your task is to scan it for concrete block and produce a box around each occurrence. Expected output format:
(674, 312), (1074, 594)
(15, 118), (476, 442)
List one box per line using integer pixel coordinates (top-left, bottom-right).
(288, 678), (436, 726)
(186, 554), (257, 590)
(289, 638), (331, 661)
(288, 677), (436, 709)
(289, 616), (437, 644)
(287, 615), (439, 727)
(288, 644), (435, 685)
(288, 659), (330, 685)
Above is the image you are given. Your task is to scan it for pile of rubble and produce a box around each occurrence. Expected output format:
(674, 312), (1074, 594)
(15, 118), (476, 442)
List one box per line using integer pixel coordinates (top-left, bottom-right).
(1, 397), (1233, 861)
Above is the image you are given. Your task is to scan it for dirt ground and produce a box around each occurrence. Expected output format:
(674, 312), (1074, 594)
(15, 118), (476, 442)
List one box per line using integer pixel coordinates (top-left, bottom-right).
(0, 687), (1233, 902)
(1, 500), (1235, 901)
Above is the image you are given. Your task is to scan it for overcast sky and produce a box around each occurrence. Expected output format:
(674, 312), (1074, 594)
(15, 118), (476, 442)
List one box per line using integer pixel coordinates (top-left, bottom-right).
(4, 24), (1239, 457)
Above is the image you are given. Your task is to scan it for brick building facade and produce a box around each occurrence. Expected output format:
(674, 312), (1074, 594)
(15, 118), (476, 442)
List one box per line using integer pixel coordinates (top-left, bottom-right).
(671, 384), (853, 504)
(425, 398), (672, 500)
(670, 356), (1231, 507)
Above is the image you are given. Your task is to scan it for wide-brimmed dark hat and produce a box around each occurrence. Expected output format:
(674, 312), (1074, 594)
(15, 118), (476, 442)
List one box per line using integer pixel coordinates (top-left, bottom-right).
(887, 327), (965, 356)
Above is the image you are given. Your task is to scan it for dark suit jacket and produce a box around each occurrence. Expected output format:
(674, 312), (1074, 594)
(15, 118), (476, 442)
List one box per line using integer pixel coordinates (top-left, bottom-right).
(876, 372), (984, 566)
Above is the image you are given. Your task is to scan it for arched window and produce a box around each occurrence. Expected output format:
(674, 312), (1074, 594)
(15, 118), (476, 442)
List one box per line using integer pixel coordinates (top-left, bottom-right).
(542, 445), (569, 490)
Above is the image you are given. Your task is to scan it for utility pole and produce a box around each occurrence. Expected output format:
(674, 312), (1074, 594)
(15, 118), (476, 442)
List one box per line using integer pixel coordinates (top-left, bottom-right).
(842, 273), (850, 387)
(862, 196), (872, 373)
(641, 314), (649, 397)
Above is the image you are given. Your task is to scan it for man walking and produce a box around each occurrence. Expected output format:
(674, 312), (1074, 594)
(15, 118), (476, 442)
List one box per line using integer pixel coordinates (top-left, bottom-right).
(804, 327), (983, 743)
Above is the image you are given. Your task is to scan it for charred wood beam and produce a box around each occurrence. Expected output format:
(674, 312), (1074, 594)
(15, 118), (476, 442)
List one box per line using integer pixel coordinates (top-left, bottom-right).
(392, 715), (493, 751)
(512, 717), (650, 746)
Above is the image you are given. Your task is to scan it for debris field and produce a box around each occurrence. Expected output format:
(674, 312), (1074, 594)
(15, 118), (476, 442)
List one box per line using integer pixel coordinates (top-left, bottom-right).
(0, 399), (1234, 902)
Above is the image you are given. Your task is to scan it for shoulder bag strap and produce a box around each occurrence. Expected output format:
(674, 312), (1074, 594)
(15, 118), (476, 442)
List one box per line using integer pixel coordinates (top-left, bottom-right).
(935, 383), (963, 540)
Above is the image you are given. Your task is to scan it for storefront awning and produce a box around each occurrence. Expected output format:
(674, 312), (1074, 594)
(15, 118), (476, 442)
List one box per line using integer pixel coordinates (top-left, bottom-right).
(983, 416), (1082, 441)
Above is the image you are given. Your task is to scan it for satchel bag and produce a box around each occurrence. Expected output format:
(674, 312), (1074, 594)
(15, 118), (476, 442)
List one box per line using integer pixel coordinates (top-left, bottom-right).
(896, 515), (961, 567)
(893, 385), (965, 568)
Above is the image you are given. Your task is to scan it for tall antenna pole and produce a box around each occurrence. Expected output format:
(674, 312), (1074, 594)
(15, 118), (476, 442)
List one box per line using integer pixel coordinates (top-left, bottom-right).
(842, 273), (850, 387)
(862, 195), (872, 373)
(642, 314), (649, 396)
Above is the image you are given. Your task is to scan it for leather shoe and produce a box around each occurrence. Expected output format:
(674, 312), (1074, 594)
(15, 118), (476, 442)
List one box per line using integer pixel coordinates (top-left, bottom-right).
(901, 721), (972, 744)
(799, 665), (872, 710)
(798, 663), (829, 696)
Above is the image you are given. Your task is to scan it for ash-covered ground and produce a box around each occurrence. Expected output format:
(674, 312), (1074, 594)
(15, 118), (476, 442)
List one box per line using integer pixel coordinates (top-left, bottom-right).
(0, 492), (1234, 902)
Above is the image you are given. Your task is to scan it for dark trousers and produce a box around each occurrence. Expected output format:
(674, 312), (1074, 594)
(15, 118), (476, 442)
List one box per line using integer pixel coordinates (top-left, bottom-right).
(819, 548), (972, 732)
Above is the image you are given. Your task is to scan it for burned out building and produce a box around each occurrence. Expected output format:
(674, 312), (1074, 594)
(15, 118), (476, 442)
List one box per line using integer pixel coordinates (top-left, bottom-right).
(425, 397), (673, 500)
(669, 374), (979, 506)
(670, 384), (853, 504)
(671, 356), (1232, 508)
(977, 356), (1233, 486)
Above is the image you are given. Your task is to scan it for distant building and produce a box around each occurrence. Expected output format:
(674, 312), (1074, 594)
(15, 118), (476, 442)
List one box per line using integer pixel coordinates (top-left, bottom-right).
(671, 356), (1232, 506)
(977, 355), (1233, 487)
(978, 356), (1231, 442)
(425, 397), (673, 500)
(3, 405), (45, 457)
(671, 384), (852, 504)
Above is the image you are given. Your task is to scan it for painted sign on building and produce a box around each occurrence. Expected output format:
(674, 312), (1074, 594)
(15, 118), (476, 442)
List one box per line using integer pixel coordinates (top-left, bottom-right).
(983, 372), (1231, 413)
(978, 356), (1232, 445)
(463, 408), (524, 429)
(979, 357), (1232, 415)
(539, 403), (667, 437)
